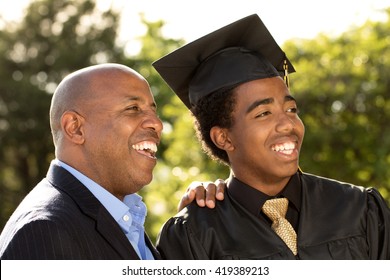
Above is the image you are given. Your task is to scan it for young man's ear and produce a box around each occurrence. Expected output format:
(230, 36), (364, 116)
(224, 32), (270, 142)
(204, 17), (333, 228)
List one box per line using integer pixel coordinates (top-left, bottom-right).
(210, 126), (234, 151)
(61, 110), (85, 144)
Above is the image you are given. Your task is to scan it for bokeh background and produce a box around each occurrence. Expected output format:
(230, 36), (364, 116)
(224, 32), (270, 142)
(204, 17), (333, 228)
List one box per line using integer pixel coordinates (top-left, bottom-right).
(1, 0), (390, 243)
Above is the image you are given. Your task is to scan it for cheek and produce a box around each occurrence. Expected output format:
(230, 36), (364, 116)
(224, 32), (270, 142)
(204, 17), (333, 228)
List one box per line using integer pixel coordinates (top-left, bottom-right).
(89, 126), (128, 156)
(231, 124), (267, 150)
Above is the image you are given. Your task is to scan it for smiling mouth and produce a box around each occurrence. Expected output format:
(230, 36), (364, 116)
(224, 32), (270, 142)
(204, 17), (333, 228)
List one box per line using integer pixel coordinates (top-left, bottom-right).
(132, 141), (158, 159)
(271, 141), (297, 155)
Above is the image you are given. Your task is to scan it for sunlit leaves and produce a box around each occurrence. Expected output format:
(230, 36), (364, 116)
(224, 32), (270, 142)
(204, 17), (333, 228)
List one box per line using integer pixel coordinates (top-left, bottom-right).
(286, 9), (390, 201)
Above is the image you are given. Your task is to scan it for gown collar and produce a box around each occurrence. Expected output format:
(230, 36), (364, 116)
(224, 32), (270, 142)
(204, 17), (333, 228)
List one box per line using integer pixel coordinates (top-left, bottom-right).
(227, 171), (302, 217)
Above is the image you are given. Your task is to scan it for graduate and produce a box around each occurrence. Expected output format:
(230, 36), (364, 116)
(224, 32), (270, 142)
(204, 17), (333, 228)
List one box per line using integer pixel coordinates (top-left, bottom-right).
(152, 14), (390, 259)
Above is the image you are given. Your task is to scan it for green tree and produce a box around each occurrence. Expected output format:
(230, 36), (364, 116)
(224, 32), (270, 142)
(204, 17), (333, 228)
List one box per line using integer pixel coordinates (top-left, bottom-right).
(284, 8), (390, 201)
(0, 0), (125, 230)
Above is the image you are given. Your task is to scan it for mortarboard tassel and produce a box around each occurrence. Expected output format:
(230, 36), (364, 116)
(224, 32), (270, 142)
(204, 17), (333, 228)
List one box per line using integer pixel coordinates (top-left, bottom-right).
(283, 59), (290, 88)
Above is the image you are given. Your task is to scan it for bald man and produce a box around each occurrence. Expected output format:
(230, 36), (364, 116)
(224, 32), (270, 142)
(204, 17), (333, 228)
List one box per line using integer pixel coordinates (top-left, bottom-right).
(0, 63), (218, 260)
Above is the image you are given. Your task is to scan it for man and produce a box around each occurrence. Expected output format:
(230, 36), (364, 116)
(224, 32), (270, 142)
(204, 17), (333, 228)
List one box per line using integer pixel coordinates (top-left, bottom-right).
(153, 14), (390, 259)
(0, 63), (219, 259)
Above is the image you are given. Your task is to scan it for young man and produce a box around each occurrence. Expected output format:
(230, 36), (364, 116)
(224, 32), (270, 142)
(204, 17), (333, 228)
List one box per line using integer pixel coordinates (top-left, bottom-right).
(153, 14), (390, 259)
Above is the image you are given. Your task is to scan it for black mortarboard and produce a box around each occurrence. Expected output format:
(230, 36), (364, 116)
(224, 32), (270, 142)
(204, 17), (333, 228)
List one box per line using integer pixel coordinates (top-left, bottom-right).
(152, 14), (295, 109)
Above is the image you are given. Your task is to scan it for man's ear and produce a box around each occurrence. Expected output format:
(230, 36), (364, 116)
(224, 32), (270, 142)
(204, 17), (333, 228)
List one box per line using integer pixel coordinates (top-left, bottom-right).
(210, 126), (234, 151)
(61, 110), (85, 144)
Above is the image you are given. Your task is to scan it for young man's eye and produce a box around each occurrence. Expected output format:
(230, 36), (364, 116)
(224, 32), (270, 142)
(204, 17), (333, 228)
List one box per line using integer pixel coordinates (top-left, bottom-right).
(255, 111), (271, 118)
(287, 107), (300, 114)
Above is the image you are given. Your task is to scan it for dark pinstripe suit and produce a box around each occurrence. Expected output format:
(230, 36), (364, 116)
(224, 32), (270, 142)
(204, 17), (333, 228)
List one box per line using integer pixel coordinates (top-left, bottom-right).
(0, 162), (161, 260)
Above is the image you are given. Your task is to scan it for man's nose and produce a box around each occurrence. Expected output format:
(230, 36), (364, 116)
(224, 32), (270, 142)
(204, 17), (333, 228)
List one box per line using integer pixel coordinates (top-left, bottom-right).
(142, 111), (163, 133)
(275, 113), (295, 133)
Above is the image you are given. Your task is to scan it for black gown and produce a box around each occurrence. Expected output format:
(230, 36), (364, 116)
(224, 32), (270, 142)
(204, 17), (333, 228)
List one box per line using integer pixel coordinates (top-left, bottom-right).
(157, 172), (390, 259)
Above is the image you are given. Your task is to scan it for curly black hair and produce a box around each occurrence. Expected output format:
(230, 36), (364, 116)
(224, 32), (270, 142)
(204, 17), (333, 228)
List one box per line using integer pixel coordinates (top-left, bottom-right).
(191, 85), (238, 166)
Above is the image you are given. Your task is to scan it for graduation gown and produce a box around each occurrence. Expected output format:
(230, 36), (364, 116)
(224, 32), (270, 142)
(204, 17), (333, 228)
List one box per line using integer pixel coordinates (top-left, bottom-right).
(157, 172), (390, 259)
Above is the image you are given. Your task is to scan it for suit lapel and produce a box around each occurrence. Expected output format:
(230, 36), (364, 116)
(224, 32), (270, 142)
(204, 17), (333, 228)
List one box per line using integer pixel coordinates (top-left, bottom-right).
(46, 162), (141, 259)
(145, 232), (161, 259)
(95, 207), (140, 259)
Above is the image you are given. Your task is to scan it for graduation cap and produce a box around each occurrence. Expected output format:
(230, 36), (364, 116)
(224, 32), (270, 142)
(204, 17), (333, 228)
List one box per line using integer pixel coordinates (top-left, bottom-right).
(152, 14), (295, 109)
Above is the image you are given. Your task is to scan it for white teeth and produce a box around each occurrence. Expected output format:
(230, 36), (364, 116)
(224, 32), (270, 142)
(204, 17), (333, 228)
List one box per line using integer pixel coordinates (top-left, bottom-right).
(132, 142), (158, 152)
(272, 142), (296, 153)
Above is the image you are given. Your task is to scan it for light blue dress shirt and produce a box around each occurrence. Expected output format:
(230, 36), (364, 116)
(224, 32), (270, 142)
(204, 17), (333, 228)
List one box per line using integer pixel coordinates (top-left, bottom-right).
(55, 159), (154, 260)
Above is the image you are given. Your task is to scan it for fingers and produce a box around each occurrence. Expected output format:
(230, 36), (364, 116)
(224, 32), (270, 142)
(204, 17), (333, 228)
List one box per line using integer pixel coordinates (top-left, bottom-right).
(196, 183), (210, 208)
(177, 189), (195, 212)
(204, 181), (217, 209)
(177, 179), (227, 211)
(177, 181), (203, 211)
(203, 179), (226, 208)
(215, 179), (225, 201)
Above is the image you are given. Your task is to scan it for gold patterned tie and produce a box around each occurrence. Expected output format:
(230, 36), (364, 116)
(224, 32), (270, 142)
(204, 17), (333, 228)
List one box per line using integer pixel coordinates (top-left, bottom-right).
(262, 198), (297, 255)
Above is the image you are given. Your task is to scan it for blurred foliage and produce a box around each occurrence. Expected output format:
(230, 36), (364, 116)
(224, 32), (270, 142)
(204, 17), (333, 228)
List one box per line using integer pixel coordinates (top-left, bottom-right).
(0, 0), (125, 233)
(0, 1), (389, 244)
(283, 11), (390, 202)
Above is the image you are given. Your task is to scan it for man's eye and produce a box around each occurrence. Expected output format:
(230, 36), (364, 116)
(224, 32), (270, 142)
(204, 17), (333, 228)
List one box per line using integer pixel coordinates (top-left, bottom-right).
(287, 107), (299, 114)
(255, 111), (271, 118)
(127, 106), (139, 111)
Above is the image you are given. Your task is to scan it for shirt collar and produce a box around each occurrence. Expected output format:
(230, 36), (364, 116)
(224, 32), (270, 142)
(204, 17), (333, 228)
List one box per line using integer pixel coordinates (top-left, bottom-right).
(228, 171), (302, 217)
(54, 159), (146, 229)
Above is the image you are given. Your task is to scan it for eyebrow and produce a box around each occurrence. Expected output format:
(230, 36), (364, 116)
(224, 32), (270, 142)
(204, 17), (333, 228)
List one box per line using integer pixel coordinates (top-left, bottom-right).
(246, 95), (297, 114)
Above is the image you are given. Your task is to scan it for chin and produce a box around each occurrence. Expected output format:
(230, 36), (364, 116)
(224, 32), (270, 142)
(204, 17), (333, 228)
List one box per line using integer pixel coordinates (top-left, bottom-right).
(139, 175), (154, 187)
(278, 166), (299, 178)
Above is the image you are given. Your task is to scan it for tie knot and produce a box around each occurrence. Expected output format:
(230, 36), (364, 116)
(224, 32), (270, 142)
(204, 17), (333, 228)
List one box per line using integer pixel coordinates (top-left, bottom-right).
(262, 197), (289, 221)
(261, 197), (297, 255)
